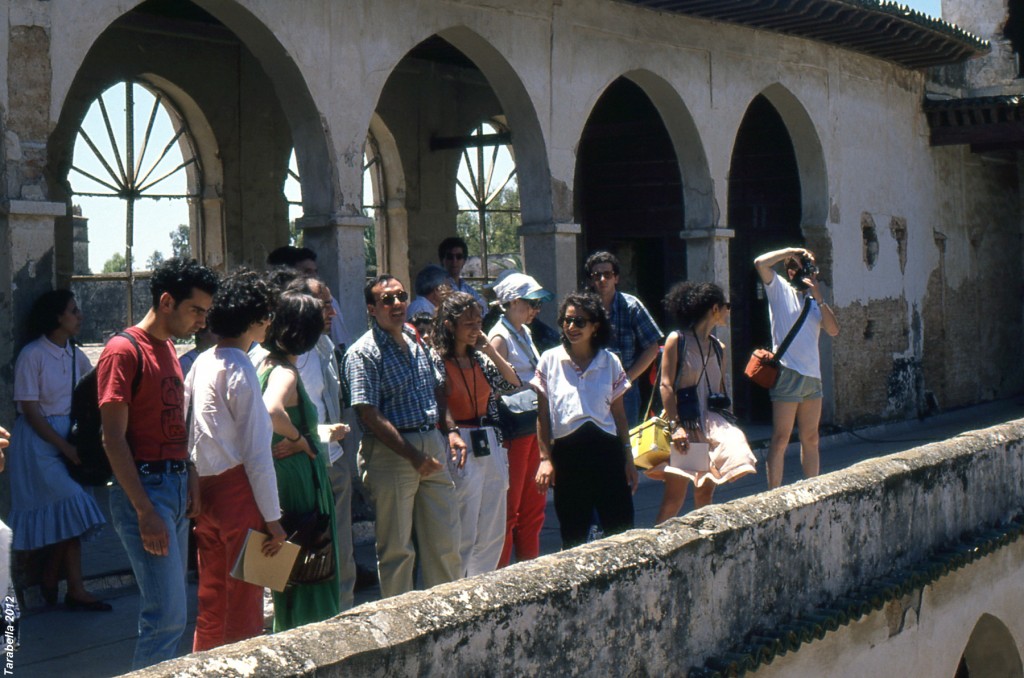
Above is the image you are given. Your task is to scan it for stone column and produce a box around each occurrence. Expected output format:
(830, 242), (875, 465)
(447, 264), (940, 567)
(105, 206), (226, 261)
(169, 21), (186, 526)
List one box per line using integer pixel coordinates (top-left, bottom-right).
(681, 226), (735, 382)
(0, 200), (66, 423)
(299, 214), (374, 345)
(520, 221), (581, 323)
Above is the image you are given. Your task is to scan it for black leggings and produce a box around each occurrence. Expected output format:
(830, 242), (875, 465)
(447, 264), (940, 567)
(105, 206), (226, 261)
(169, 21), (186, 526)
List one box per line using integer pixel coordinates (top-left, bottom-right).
(551, 421), (634, 549)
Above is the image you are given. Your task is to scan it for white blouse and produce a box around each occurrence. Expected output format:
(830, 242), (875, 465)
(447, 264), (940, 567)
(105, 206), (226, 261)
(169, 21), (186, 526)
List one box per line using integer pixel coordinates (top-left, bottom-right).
(488, 317), (539, 385)
(531, 346), (630, 440)
(185, 347), (281, 523)
(14, 336), (92, 416)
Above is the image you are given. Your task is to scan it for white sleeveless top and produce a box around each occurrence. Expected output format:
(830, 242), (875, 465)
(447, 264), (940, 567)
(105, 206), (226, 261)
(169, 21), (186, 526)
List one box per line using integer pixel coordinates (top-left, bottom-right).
(488, 316), (540, 384)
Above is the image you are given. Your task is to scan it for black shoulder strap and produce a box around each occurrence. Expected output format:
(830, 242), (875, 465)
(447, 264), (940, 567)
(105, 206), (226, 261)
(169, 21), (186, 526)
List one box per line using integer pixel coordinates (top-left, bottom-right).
(115, 330), (144, 396)
(774, 297), (813, 363)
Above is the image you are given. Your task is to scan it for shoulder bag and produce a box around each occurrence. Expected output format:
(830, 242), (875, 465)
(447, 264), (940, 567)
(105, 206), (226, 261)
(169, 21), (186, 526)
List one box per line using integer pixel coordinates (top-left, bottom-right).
(278, 371), (335, 586)
(744, 297), (812, 389)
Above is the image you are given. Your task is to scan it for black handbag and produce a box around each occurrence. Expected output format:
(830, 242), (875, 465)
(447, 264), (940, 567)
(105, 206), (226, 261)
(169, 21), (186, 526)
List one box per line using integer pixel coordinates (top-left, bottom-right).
(280, 390), (335, 586)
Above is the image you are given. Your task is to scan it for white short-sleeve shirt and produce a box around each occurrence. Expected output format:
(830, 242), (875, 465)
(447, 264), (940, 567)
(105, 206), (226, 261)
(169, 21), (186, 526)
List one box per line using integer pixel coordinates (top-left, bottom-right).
(764, 271), (823, 379)
(185, 347), (281, 523)
(531, 346), (630, 440)
(14, 336), (92, 416)
(488, 316), (539, 385)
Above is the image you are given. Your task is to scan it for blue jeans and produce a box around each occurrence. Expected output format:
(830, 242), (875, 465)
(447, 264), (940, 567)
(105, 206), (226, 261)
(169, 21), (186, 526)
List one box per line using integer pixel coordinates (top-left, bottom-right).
(109, 472), (189, 670)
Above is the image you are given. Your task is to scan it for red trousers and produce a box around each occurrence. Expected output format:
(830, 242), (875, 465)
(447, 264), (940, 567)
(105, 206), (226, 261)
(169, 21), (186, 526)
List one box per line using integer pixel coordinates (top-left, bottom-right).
(193, 464), (266, 652)
(498, 434), (546, 567)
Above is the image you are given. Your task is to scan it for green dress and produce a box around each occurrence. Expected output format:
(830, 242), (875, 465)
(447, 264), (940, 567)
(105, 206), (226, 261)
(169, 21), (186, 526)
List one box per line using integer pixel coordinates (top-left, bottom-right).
(258, 365), (341, 632)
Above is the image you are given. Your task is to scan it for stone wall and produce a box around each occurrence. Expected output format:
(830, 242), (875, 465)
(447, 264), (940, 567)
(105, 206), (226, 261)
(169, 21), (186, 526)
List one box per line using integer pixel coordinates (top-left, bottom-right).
(136, 418), (1024, 677)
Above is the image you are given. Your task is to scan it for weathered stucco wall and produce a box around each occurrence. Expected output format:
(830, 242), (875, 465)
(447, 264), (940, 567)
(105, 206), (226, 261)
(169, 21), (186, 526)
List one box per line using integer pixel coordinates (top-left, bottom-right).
(136, 418), (1024, 677)
(1, 0), (1020, 429)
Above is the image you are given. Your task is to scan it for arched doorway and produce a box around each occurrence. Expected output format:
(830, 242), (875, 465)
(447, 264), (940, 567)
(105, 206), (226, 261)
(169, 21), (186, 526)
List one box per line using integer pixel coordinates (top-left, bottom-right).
(48, 0), (336, 339)
(371, 31), (545, 293)
(728, 94), (805, 423)
(65, 79), (205, 340)
(575, 76), (686, 326)
(956, 614), (1024, 678)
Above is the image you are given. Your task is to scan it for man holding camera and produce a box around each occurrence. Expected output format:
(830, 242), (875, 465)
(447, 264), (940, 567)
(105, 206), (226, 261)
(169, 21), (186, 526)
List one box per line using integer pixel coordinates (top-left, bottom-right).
(754, 247), (840, 489)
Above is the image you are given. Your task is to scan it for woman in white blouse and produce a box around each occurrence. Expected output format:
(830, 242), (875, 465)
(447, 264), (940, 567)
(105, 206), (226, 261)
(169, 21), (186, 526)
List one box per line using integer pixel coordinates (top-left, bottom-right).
(185, 270), (286, 651)
(9, 290), (109, 610)
(532, 291), (638, 549)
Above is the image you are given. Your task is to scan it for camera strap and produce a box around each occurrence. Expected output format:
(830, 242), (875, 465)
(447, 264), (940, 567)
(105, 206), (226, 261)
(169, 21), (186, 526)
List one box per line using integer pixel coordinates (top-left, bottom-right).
(774, 297), (813, 364)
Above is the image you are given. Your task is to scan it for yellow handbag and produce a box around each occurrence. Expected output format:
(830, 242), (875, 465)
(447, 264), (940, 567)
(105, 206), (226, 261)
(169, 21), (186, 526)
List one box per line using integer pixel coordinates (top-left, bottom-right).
(630, 412), (672, 470)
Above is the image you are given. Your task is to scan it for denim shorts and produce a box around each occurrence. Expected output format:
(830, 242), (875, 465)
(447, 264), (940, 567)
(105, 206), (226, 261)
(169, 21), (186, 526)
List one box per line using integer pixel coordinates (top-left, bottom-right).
(770, 365), (823, 402)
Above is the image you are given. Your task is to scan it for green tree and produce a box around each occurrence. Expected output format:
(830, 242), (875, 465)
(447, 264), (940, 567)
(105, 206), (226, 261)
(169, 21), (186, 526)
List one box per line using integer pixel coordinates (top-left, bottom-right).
(289, 219), (303, 247)
(102, 252), (127, 273)
(171, 224), (190, 259)
(457, 182), (521, 256)
(146, 250), (165, 270)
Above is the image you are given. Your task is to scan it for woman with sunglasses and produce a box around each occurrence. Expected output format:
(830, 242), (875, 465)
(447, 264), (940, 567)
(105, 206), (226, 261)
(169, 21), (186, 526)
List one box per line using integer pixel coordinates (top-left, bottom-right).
(532, 291), (638, 549)
(432, 292), (521, 576)
(487, 273), (552, 567)
(654, 282), (756, 524)
(185, 269), (286, 650)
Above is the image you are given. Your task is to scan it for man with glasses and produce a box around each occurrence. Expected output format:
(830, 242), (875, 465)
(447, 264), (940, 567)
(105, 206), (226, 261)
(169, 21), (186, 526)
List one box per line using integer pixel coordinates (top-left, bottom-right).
(438, 236), (485, 307)
(584, 251), (663, 427)
(342, 275), (462, 597)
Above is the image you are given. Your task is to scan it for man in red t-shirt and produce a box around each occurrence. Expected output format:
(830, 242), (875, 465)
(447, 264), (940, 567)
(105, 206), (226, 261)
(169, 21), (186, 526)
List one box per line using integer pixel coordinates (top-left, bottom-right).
(98, 258), (218, 670)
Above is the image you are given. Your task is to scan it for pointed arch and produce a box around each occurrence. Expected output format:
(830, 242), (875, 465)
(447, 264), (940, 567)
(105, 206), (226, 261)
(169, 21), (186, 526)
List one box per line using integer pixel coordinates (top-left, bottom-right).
(756, 83), (828, 229)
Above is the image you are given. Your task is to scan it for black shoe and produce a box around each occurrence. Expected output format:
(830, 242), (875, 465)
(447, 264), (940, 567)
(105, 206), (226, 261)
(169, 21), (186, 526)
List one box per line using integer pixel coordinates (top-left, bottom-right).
(64, 594), (112, 612)
(354, 565), (378, 592)
(40, 585), (58, 606)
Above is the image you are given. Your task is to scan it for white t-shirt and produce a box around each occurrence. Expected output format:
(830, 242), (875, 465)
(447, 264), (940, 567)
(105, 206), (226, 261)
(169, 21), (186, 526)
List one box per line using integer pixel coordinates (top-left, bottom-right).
(531, 346), (630, 440)
(14, 336), (92, 416)
(764, 271), (823, 379)
(488, 316), (539, 385)
(185, 347), (281, 522)
(297, 347), (343, 463)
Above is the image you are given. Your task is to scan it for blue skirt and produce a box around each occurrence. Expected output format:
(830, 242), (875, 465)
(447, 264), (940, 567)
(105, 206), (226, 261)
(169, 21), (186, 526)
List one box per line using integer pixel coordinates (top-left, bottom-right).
(7, 415), (106, 550)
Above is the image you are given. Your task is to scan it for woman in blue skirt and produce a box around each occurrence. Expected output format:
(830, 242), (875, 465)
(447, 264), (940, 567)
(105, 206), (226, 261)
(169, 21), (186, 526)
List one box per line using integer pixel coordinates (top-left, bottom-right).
(9, 290), (110, 610)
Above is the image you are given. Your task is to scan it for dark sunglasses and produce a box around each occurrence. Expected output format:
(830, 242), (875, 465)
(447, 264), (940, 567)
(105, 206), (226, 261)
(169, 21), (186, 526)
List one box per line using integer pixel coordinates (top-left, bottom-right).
(443, 252), (466, 261)
(378, 290), (409, 306)
(720, 301), (731, 310)
(562, 315), (592, 329)
(589, 271), (615, 281)
(524, 299), (543, 309)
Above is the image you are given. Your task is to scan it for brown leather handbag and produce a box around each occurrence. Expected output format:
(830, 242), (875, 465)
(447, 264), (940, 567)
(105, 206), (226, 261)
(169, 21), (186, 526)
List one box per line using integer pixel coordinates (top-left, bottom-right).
(744, 297), (812, 389)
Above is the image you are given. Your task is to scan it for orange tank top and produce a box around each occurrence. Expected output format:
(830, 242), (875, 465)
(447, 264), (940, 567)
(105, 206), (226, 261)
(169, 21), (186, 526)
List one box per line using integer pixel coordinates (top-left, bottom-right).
(444, 358), (491, 423)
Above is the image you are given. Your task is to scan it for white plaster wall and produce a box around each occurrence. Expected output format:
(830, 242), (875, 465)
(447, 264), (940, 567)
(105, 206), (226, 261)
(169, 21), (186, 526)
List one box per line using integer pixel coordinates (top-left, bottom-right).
(752, 539), (1024, 678)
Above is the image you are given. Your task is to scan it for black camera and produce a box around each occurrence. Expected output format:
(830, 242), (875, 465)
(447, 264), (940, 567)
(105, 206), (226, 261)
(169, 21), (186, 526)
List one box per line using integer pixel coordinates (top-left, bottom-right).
(790, 255), (819, 290)
(707, 393), (732, 412)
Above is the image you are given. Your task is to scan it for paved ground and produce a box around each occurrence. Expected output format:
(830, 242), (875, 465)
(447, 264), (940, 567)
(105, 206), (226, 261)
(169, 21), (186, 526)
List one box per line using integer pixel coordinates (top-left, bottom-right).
(13, 397), (1024, 677)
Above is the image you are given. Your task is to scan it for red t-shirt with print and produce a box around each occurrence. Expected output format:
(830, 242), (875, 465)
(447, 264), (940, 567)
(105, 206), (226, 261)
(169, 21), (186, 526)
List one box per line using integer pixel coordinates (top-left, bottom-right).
(97, 326), (187, 462)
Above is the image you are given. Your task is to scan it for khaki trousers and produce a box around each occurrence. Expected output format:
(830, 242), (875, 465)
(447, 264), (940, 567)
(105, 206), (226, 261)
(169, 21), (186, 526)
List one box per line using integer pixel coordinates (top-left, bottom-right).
(359, 430), (460, 598)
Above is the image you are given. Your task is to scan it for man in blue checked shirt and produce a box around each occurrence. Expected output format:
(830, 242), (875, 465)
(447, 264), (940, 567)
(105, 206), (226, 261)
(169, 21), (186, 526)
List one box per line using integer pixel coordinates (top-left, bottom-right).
(342, 275), (464, 597)
(585, 251), (663, 427)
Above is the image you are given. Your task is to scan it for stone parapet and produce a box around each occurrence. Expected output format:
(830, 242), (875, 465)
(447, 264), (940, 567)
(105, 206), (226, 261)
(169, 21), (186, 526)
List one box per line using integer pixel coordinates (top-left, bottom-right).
(131, 420), (1024, 677)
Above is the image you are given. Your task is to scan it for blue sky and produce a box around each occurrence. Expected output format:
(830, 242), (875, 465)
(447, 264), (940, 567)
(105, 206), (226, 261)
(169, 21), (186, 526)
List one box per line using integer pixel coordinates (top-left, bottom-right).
(904, 0), (942, 18)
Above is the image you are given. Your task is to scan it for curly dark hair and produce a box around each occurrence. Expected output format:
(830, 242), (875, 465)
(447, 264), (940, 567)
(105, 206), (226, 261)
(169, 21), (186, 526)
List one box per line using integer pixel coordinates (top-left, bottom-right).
(150, 258), (219, 309)
(262, 290), (324, 357)
(431, 292), (482, 359)
(207, 269), (277, 338)
(266, 265), (301, 292)
(557, 291), (610, 350)
(583, 250), (620, 278)
(29, 289), (76, 339)
(266, 246), (317, 268)
(438, 236), (469, 261)
(662, 281), (726, 328)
